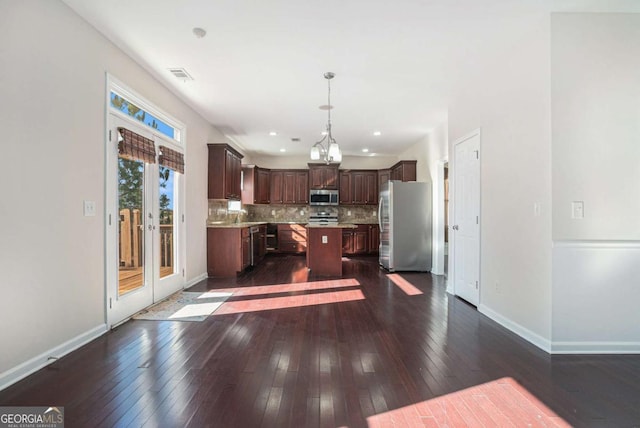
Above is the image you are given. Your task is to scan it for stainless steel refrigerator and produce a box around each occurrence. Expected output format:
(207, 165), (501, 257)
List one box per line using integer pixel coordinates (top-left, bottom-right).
(378, 181), (432, 272)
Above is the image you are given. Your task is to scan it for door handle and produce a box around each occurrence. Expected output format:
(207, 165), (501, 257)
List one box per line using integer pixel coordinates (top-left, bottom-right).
(452, 225), (459, 230)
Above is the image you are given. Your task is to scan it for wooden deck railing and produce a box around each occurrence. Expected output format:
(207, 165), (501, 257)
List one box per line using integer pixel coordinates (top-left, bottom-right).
(119, 209), (173, 268)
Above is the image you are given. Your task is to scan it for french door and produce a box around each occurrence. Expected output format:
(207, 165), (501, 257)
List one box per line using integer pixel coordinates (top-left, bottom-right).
(106, 114), (183, 327)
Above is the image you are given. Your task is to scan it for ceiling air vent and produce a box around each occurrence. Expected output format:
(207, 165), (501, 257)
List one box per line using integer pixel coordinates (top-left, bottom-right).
(291, 138), (301, 142)
(168, 68), (194, 81)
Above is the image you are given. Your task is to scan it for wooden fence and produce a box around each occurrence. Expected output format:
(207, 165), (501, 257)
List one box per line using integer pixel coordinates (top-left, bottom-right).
(119, 209), (173, 268)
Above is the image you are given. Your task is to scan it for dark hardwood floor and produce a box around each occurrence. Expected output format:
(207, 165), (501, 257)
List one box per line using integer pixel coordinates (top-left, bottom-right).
(1, 255), (639, 427)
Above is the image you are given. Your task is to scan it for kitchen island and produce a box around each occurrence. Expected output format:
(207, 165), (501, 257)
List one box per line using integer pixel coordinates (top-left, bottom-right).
(306, 223), (356, 276)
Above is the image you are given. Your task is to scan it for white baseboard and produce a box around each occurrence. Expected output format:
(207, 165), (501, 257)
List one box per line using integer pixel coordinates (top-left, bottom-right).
(0, 324), (107, 392)
(478, 304), (551, 353)
(550, 341), (640, 354)
(185, 272), (208, 289)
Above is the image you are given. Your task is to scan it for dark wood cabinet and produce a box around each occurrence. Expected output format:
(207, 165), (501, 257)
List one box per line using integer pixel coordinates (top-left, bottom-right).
(342, 225), (370, 255)
(207, 227), (249, 277)
(256, 225), (267, 261)
(339, 171), (351, 204)
(242, 165), (270, 204)
(270, 171), (284, 204)
(271, 170), (308, 204)
(308, 164), (339, 190)
(277, 224), (307, 253)
(339, 170), (378, 205)
(208, 144), (244, 200)
(368, 224), (380, 254)
(390, 160), (417, 182)
(378, 169), (390, 189)
(307, 227), (342, 276)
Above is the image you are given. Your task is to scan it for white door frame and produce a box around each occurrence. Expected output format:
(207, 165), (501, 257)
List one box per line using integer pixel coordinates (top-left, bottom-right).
(431, 158), (448, 276)
(449, 128), (481, 303)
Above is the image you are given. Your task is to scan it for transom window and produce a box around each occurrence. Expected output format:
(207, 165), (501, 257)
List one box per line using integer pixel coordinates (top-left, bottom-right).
(110, 90), (180, 142)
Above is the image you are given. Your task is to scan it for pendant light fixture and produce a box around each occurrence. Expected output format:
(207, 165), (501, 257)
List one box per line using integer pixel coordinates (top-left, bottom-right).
(310, 72), (342, 164)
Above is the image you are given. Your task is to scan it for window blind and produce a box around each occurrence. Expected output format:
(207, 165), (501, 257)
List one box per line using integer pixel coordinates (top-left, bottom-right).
(159, 145), (185, 174)
(117, 127), (156, 163)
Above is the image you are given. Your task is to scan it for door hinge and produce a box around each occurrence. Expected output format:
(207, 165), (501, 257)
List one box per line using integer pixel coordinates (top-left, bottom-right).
(182, 269), (185, 277)
(475, 281), (479, 289)
(109, 130), (112, 142)
(182, 214), (185, 223)
(474, 150), (479, 159)
(109, 214), (112, 226)
(109, 298), (112, 309)
(476, 216), (479, 225)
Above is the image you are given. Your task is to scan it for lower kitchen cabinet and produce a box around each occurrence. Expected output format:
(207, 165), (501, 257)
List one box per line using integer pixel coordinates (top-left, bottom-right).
(277, 224), (307, 253)
(368, 224), (380, 254)
(207, 227), (250, 277)
(342, 225), (370, 256)
(342, 224), (380, 256)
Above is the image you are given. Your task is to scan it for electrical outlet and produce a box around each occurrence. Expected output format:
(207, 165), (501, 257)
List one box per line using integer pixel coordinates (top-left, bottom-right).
(347, 210), (351, 216)
(271, 210), (276, 216)
(322, 235), (328, 244)
(373, 211), (376, 217)
(300, 210), (304, 215)
(495, 282), (500, 293)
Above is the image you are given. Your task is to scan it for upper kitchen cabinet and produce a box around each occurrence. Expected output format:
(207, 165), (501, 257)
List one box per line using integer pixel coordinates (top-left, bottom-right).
(208, 144), (244, 200)
(271, 170), (308, 204)
(242, 165), (270, 204)
(378, 169), (390, 188)
(390, 160), (417, 182)
(340, 170), (378, 205)
(308, 164), (339, 190)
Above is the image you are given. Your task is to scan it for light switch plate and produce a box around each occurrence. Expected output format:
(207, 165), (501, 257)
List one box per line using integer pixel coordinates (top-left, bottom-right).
(83, 200), (96, 217)
(571, 201), (584, 219)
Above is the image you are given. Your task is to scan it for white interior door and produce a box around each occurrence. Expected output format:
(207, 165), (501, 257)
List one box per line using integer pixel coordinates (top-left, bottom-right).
(452, 130), (480, 305)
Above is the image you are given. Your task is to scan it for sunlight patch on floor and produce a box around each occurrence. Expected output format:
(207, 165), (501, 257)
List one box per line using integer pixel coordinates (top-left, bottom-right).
(387, 273), (423, 295)
(208, 278), (360, 297)
(366, 377), (569, 427)
(213, 289), (365, 315)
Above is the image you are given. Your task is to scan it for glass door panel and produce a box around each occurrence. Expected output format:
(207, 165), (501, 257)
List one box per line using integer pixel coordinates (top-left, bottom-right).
(159, 166), (175, 279)
(118, 157), (146, 296)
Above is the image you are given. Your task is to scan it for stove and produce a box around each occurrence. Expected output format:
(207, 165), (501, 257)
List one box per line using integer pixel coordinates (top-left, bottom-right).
(309, 209), (338, 225)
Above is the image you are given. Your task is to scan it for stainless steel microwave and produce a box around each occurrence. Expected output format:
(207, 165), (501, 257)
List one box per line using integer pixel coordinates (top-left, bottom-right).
(309, 189), (339, 206)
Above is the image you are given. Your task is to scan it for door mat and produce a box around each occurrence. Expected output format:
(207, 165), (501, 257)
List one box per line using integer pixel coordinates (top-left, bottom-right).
(133, 290), (233, 322)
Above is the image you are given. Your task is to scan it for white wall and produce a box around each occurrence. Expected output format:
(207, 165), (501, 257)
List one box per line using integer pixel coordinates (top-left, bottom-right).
(447, 9), (553, 348)
(0, 0), (226, 377)
(551, 13), (640, 241)
(551, 13), (640, 352)
(398, 121), (448, 274)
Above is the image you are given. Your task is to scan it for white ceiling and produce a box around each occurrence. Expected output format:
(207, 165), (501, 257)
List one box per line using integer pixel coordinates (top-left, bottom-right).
(61, 0), (640, 158)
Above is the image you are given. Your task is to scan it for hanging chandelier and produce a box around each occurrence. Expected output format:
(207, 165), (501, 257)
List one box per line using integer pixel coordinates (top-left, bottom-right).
(310, 72), (342, 164)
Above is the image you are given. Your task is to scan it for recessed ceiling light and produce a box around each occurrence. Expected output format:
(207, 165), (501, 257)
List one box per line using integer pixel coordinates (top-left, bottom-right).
(280, 148), (286, 152)
(362, 148), (369, 153)
(373, 131), (382, 136)
(269, 131), (277, 136)
(192, 27), (207, 38)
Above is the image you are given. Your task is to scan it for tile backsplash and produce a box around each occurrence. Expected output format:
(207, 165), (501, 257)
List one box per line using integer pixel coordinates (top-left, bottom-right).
(207, 200), (378, 224)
